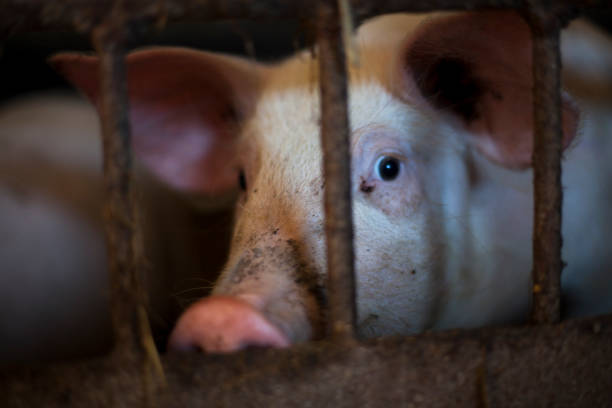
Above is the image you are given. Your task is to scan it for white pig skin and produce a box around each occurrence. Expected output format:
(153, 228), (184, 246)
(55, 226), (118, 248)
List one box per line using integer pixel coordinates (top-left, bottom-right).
(3, 11), (612, 357)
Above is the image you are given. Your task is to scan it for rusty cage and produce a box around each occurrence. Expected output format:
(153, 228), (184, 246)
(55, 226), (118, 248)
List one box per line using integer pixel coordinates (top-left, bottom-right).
(2, 0), (612, 406)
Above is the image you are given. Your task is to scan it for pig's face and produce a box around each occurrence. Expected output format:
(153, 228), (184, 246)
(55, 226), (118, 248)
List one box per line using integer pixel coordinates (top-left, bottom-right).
(212, 72), (450, 343)
(52, 11), (578, 352)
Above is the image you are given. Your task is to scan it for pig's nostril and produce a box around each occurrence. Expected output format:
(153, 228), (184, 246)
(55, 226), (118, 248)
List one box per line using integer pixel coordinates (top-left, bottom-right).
(168, 295), (290, 353)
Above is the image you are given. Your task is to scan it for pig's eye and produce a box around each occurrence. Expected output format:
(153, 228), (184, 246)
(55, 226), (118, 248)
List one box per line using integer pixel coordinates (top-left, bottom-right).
(238, 170), (247, 191)
(375, 156), (401, 181)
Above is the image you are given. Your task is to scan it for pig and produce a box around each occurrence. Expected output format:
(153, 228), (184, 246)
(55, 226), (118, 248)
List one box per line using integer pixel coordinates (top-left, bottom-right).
(0, 93), (234, 362)
(8, 10), (612, 356)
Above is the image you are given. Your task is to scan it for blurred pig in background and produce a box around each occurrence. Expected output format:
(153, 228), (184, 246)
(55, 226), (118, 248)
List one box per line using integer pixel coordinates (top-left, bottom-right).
(0, 93), (235, 362)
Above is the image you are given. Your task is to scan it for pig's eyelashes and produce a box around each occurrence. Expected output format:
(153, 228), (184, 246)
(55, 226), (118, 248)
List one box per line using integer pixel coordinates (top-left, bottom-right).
(375, 156), (401, 181)
(238, 170), (247, 191)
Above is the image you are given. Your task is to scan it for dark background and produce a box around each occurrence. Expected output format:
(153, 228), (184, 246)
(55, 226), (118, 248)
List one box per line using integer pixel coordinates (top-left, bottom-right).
(1, 11), (611, 104)
(0, 19), (309, 104)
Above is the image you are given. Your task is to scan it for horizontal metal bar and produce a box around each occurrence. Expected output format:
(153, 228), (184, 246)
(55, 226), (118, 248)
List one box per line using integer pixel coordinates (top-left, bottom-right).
(1, 0), (609, 37)
(317, 0), (356, 342)
(3, 314), (612, 407)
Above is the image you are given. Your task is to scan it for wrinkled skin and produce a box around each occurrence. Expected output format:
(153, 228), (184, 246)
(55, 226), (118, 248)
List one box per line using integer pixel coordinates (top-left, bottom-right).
(3, 12), (612, 358)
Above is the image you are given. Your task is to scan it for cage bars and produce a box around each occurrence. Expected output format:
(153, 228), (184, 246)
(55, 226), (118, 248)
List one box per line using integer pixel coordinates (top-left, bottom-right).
(90, 8), (167, 398)
(527, 10), (565, 325)
(2, 0), (612, 406)
(317, 0), (357, 342)
(0, 0), (579, 349)
(92, 15), (143, 359)
(3, 0), (610, 36)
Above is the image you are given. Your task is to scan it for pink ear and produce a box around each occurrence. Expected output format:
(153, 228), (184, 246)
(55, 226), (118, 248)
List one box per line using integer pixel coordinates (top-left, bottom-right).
(50, 48), (263, 194)
(401, 11), (579, 169)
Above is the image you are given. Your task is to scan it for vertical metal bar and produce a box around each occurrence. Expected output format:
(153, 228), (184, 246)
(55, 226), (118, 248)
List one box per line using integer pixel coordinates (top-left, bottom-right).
(91, 6), (165, 403)
(92, 19), (145, 357)
(317, 0), (356, 341)
(528, 13), (563, 325)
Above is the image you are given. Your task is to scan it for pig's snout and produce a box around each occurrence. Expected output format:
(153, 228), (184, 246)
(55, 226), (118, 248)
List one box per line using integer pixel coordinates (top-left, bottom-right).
(168, 296), (290, 353)
(169, 235), (323, 353)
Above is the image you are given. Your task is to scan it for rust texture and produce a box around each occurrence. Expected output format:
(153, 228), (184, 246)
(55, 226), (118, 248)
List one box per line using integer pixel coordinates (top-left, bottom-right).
(526, 9), (563, 324)
(3, 315), (612, 407)
(1, 0), (609, 38)
(317, 0), (356, 341)
(91, 7), (148, 363)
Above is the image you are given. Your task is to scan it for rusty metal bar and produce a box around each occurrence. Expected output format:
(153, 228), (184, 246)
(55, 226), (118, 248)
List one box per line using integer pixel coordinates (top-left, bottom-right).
(527, 10), (564, 324)
(2, 0), (609, 37)
(317, 0), (356, 342)
(91, 11), (147, 358)
(92, 7), (166, 401)
(3, 315), (612, 407)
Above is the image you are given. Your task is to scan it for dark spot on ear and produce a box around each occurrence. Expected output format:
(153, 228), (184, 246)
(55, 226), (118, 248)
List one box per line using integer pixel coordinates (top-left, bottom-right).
(412, 55), (485, 123)
(410, 269), (416, 275)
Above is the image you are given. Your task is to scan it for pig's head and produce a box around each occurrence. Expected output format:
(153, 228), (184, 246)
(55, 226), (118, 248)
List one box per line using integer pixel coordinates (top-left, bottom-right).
(52, 11), (578, 353)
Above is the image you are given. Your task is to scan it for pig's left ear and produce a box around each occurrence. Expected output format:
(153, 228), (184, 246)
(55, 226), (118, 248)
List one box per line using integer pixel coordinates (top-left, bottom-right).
(399, 11), (579, 168)
(50, 48), (264, 195)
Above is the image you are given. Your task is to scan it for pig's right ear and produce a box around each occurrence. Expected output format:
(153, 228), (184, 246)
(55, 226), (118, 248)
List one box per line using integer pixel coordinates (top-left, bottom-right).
(398, 11), (579, 169)
(49, 48), (264, 196)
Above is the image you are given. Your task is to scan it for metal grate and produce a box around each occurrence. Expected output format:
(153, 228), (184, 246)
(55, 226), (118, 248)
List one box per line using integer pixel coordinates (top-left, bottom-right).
(2, 0), (612, 406)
